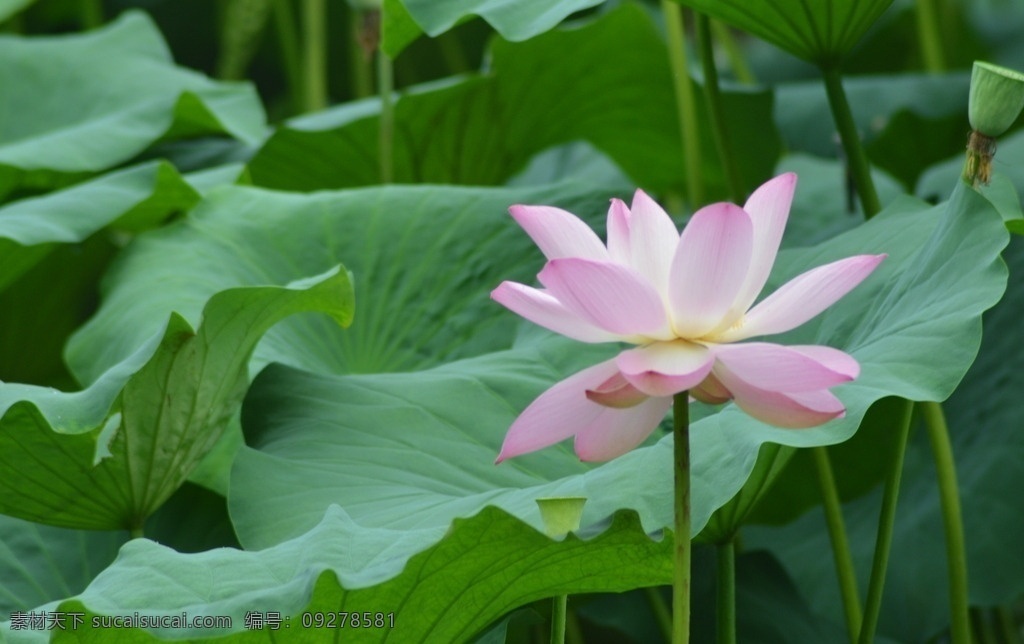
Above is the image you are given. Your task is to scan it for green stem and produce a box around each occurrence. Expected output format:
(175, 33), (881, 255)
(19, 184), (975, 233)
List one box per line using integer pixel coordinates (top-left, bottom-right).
(80, 0), (103, 29)
(921, 401), (971, 644)
(813, 446), (863, 643)
(437, 31), (470, 75)
(565, 609), (584, 644)
(673, 393), (691, 644)
(997, 606), (1021, 644)
(971, 607), (999, 644)
(645, 587), (673, 642)
(821, 66), (881, 218)
(302, 0), (328, 111)
(661, 1), (703, 207)
(858, 399), (914, 644)
(273, 0), (303, 114)
(550, 595), (567, 644)
(696, 13), (744, 201)
(915, 0), (946, 73)
(716, 538), (737, 644)
(710, 19), (754, 85)
(377, 48), (395, 183)
(130, 525), (144, 540)
(349, 11), (373, 99)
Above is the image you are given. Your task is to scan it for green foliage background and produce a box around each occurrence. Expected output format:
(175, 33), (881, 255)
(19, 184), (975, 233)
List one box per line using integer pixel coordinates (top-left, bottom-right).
(1, 0), (1023, 642)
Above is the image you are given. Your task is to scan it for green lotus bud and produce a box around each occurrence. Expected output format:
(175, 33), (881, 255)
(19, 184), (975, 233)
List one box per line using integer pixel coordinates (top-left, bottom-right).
(969, 61), (1024, 137)
(536, 497), (587, 538)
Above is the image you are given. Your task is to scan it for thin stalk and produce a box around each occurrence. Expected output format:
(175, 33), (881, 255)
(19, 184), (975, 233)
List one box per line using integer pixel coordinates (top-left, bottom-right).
(130, 525), (144, 540)
(716, 539), (737, 644)
(915, 0), (946, 73)
(437, 32), (470, 75)
(673, 393), (691, 644)
(80, 0), (103, 29)
(660, 1), (703, 207)
(377, 48), (395, 183)
(921, 401), (971, 644)
(710, 20), (754, 85)
(696, 13), (744, 201)
(550, 595), (567, 644)
(273, 0), (302, 114)
(349, 11), (373, 98)
(813, 446), (863, 643)
(645, 587), (673, 642)
(821, 66), (881, 218)
(302, 0), (328, 111)
(566, 610), (584, 644)
(858, 399), (915, 644)
(971, 608), (998, 644)
(997, 606), (1021, 644)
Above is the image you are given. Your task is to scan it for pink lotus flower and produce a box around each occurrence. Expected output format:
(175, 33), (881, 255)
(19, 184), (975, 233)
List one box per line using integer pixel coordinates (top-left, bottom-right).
(492, 174), (885, 462)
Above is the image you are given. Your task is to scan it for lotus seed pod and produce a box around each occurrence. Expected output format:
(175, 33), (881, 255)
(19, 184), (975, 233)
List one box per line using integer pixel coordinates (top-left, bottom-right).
(969, 61), (1024, 137)
(536, 497), (587, 538)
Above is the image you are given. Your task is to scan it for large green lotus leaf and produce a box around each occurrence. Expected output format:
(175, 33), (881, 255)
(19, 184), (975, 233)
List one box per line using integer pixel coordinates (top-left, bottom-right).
(248, 5), (780, 200)
(228, 181), (1007, 552)
(381, 0), (603, 57)
(0, 161), (199, 292)
(0, 267), (354, 530)
(65, 182), (620, 386)
(747, 235), (1024, 642)
(6, 507), (671, 642)
(673, 0), (895, 65)
(0, 11), (266, 200)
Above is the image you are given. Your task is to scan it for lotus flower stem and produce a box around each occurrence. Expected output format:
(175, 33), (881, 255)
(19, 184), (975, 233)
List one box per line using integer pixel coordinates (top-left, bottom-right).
(80, 0), (103, 29)
(272, 0), (303, 113)
(812, 446), (862, 642)
(437, 32), (471, 75)
(921, 400), (971, 644)
(378, 47), (395, 183)
(821, 66), (881, 218)
(997, 606), (1021, 644)
(858, 399), (914, 644)
(550, 595), (567, 644)
(696, 13), (744, 202)
(349, 10), (374, 98)
(661, 0), (704, 207)
(915, 0), (946, 73)
(645, 587), (673, 641)
(672, 392), (691, 644)
(716, 538), (737, 644)
(301, 0), (328, 112)
(972, 608), (998, 644)
(710, 20), (754, 85)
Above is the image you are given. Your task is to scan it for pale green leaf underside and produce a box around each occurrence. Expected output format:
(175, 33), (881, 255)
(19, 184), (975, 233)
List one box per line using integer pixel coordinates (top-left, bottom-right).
(382, 0), (604, 57)
(675, 0), (895, 65)
(0, 0), (33, 23)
